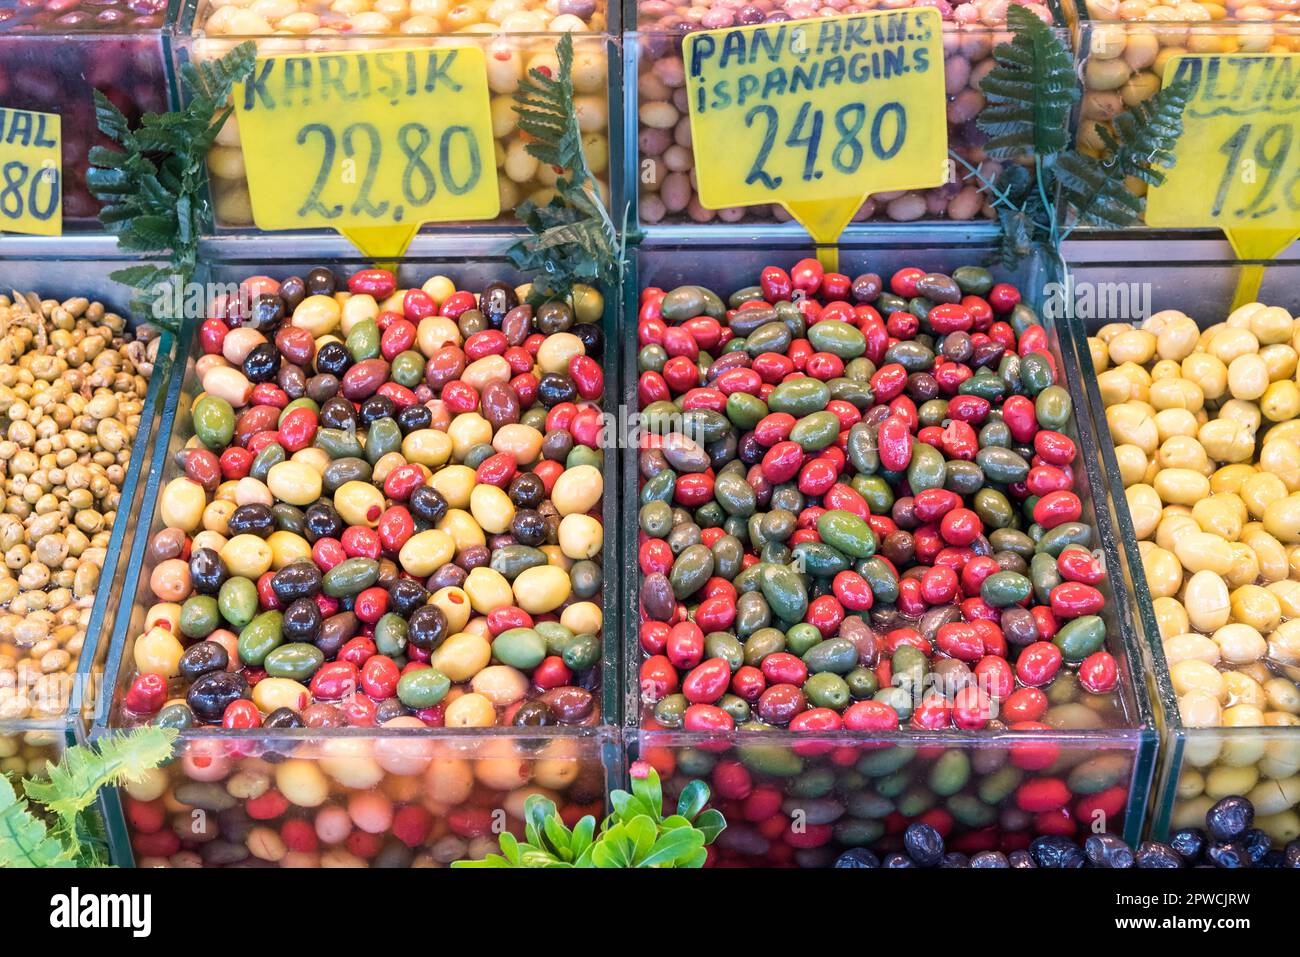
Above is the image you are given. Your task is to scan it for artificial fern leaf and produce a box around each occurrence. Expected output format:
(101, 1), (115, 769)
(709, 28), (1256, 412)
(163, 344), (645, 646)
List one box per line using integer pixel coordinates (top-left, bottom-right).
(21, 727), (177, 827)
(0, 777), (73, 869)
(977, 5), (1078, 160)
(1056, 78), (1191, 228)
(505, 33), (621, 304)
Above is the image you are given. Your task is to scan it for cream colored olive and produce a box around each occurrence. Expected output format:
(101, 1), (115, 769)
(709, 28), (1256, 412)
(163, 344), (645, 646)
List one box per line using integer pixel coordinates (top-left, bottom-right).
(512, 564), (572, 614)
(1212, 623), (1268, 665)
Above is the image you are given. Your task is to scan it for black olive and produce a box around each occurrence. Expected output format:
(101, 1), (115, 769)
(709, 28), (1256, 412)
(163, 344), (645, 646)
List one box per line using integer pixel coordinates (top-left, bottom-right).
(409, 486), (448, 525)
(319, 395), (357, 430)
(315, 340), (352, 378)
(306, 267), (337, 296)
(242, 342), (281, 383)
(536, 373), (576, 407)
(178, 641), (229, 683)
(407, 604), (448, 652)
(189, 547), (227, 594)
(228, 503), (275, 538)
(571, 322), (603, 358)
(511, 510), (547, 547)
(478, 281), (519, 327)
(303, 502), (345, 542)
(282, 597), (323, 642)
(459, 545), (490, 570)
(359, 394), (395, 426)
(187, 671), (249, 724)
(395, 403), (431, 434)
(279, 276), (307, 312)
(263, 707), (304, 729)
(388, 578), (427, 618)
(271, 561), (322, 604)
(508, 473), (545, 509)
(250, 295), (285, 332)
(512, 701), (556, 726)
(315, 611), (358, 659)
(1207, 796), (1254, 842)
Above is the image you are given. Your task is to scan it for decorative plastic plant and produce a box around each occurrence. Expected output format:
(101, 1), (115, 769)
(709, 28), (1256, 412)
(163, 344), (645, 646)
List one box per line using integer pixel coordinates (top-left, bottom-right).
(505, 32), (624, 306)
(955, 5), (1191, 263)
(0, 727), (177, 868)
(87, 42), (257, 327)
(455, 762), (725, 868)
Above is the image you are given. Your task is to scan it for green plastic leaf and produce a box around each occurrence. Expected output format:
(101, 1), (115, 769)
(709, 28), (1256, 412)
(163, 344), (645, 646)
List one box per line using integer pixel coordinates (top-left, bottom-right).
(1057, 77), (1191, 228)
(22, 728), (177, 830)
(0, 777), (74, 869)
(976, 5), (1078, 161)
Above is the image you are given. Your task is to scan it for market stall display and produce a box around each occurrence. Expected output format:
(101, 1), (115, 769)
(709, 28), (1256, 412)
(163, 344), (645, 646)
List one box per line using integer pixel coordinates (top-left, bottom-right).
(624, 242), (1155, 867)
(179, 0), (615, 230)
(0, 285), (167, 722)
(1077, 287), (1300, 848)
(629, 0), (1063, 228)
(94, 251), (622, 866)
(0, 11), (171, 224)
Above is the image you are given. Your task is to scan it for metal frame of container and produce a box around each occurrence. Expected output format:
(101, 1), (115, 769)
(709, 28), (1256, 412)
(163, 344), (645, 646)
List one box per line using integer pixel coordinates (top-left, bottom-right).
(170, 0), (625, 236)
(87, 234), (624, 866)
(1063, 247), (1300, 843)
(620, 235), (1159, 865)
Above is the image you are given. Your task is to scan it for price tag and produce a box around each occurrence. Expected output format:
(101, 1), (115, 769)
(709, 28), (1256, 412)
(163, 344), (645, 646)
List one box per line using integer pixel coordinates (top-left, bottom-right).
(1146, 53), (1300, 307)
(0, 108), (62, 236)
(234, 47), (500, 260)
(684, 9), (948, 265)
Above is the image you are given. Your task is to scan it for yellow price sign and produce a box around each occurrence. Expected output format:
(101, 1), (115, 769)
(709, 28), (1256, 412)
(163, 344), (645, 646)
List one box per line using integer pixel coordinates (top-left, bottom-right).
(233, 47), (500, 260)
(1146, 54), (1300, 307)
(0, 108), (62, 237)
(684, 9), (948, 264)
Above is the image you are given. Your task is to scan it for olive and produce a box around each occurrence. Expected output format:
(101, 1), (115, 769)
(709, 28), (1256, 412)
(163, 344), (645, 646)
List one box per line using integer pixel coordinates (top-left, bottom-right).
(571, 322), (604, 358)
(388, 578), (427, 617)
(189, 547), (228, 594)
(305, 267), (337, 296)
(478, 280), (518, 326)
(282, 597), (323, 641)
(319, 395), (357, 430)
(408, 486), (448, 525)
(541, 430), (574, 462)
(315, 340), (352, 378)
(358, 394), (395, 426)
(508, 473), (545, 509)
(407, 604), (449, 652)
(263, 707), (304, 729)
(375, 698), (409, 723)
(537, 373), (577, 407)
(249, 294), (285, 332)
(242, 342), (281, 383)
(536, 300), (573, 333)
(228, 503), (274, 539)
(278, 277), (306, 311)
(178, 641), (229, 683)
(512, 700), (556, 726)
(303, 502), (345, 542)
(187, 670), (249, 723)
(395, 403), (431, 433)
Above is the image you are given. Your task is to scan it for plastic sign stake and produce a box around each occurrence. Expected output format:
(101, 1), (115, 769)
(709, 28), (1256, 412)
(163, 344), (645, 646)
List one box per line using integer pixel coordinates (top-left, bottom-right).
(0, 108), (62, 236)
(684, 9), (948, 270)
(234, 47), (500, 261)
(1146, 53), (1300, 309)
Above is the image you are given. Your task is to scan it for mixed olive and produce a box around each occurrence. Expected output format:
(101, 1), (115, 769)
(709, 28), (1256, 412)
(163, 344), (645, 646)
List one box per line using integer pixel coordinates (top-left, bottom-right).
(638, 260), (1124, 736)
(121, 266), (608, 732)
